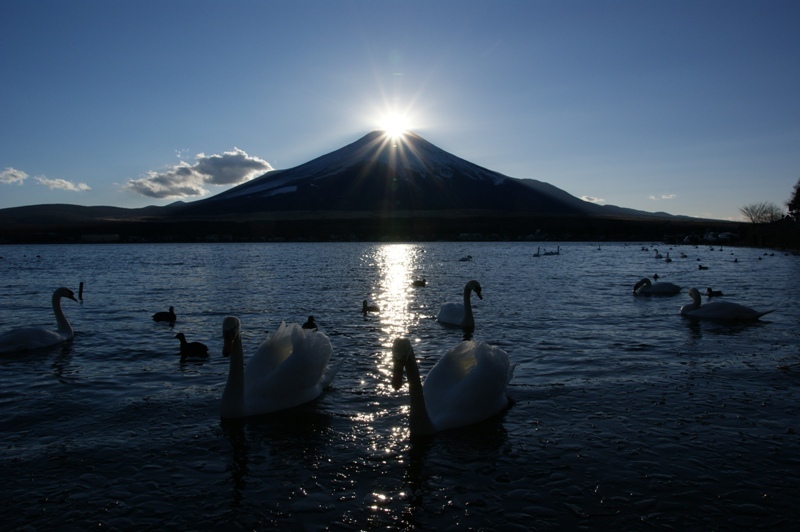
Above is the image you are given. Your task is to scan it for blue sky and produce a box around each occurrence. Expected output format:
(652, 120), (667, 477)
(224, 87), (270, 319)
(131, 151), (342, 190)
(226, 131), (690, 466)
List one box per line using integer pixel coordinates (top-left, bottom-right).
(1, 0), (798, 221)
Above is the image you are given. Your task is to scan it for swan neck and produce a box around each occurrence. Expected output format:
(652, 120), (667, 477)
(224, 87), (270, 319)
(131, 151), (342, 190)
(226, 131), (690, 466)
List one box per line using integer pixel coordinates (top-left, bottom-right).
(221, 333), (245, 418)
(462, 286), (475, 327)
(404, 354), (435, 435)
(52, 292), (73, 336)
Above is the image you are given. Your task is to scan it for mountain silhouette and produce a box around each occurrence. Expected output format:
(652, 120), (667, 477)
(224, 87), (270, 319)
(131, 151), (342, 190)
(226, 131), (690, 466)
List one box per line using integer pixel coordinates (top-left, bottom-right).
(181, 130), (623, 216)
(2, 130), (714, 243)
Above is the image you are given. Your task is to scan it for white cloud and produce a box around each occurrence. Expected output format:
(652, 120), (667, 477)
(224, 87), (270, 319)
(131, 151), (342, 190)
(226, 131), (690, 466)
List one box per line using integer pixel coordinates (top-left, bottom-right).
(35, 176), (91, 192)
(0, 167), (29, 185)
(125, 148), (273, 199)
(581, 195), (605, 204)
(649, 193), (677, 201)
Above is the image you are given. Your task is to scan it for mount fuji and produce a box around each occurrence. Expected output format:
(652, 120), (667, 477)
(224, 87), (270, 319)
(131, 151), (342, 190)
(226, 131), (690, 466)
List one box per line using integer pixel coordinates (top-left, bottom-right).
(181, 130), (634, 217)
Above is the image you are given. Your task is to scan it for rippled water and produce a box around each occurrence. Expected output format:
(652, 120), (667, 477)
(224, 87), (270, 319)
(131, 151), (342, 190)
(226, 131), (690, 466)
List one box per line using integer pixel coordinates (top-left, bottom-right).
(1, 242), (799, 530)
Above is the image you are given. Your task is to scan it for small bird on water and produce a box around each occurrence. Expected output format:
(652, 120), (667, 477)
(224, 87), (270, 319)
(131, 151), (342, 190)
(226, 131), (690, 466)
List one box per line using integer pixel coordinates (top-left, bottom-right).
(175, 333), (209, 359)
(153, 306), (176, 324)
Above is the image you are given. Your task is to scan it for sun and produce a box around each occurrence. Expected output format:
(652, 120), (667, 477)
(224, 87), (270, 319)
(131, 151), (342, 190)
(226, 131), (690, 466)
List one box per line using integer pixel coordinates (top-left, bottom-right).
(379, 112), (411, 139)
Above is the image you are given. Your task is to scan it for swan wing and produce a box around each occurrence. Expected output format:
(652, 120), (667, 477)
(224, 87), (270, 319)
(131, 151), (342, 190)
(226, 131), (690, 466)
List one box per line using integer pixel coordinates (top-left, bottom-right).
(423, 341), (511, 430)
(437, 302), (465, 326)
(243, 322), (333, 412)
(684, 301), (773, 320)
(0, 327), (71, 354)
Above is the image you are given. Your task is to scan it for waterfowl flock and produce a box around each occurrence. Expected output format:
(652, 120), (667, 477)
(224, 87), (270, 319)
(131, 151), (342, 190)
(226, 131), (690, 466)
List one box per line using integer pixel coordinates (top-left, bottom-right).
(0, 243), (783, 434)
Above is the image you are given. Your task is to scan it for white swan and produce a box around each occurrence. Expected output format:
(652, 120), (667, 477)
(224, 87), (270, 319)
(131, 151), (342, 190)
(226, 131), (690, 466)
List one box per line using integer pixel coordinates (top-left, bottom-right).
(220, 317), (340, 418)
(680, 287), (773, 321)
(391, 338), (513, 435)
(0, 287), (78, 355)
(437, 280), (482, 329)
(633, 277), (681, 296)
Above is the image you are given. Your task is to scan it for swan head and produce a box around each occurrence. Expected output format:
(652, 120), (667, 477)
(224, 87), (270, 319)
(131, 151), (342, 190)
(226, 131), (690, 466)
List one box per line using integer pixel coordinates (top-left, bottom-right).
(391, 338), (414, 390)
(633, 278), (652, 293)
(688, 288), (701, 303)
(467, 280), (483, 300)
(221, 316), (241, 357)
(55, 287), (78, 303)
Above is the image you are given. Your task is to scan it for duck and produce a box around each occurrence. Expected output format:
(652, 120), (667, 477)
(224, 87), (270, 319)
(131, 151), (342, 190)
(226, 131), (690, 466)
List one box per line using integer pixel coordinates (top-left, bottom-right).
(362, 300), (380, 314)
(302, 316), (317, 330)
(175, 333), (209, 359)
(412, 278), (427, 287)
(220, 317), (340, 419)
(390, 338), (514, 435)
(458, 255), (473, 262)
(153, 306), (176, 323)
(633, 278), (681, 296)
(680, 288), (773, 321)
(437, 280), (482, 329)
(0, 287), (78, 355)
(705, 287), (724, 297)
(698, 264), (709, 270)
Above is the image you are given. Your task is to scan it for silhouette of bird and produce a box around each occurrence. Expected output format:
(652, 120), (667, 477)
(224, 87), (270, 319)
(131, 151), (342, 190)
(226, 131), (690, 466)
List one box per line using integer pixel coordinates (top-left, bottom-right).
(153, 306), (176, 323)
(175, 333), (209, 359)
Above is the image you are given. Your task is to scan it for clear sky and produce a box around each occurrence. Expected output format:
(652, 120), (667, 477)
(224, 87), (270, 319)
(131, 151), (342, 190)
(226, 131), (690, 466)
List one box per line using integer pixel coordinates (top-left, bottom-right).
(2, 0), (798, 221)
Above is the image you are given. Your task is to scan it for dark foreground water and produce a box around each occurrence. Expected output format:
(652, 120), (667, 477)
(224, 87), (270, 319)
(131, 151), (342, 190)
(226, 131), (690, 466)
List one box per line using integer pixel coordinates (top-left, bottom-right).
(1, 242), (799, 530)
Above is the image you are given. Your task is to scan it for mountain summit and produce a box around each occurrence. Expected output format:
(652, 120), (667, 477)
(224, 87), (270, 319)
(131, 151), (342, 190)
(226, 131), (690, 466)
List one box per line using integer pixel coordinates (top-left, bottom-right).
(184, 131), (604, 216)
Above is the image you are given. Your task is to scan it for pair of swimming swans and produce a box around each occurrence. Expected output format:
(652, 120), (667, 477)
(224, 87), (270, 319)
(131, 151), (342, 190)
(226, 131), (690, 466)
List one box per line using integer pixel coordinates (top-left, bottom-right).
(680, 287), (773, 321)
(0, 287), (78, 355)
(220, 316), (341, 419)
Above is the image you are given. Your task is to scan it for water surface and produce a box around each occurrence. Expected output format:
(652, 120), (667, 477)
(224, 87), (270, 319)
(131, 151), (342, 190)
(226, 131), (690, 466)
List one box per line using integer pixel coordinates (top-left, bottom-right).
(1, 242), (799, 529)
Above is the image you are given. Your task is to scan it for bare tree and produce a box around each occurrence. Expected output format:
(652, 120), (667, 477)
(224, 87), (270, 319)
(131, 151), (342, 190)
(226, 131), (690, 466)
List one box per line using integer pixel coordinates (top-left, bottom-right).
(787, 177), (800, 220)
(740, 201), (784, 223)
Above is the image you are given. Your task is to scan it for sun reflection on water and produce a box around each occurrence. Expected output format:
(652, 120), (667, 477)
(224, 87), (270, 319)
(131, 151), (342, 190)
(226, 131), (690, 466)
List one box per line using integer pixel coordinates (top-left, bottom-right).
(375, 243), (421, 340)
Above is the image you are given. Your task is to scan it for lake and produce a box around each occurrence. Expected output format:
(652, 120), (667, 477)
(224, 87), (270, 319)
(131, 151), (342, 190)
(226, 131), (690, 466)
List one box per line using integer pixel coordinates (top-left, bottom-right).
(1, 241), (799, 530)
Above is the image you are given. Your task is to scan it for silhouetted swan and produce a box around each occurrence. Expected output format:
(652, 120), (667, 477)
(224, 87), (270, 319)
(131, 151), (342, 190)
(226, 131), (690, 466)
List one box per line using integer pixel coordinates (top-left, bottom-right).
(153, 306), (176, 323)
(437, 280), (482, 329)
(362, 300), (379, 314)
(633, 278), (681, 296)
(654, 249), (663, 259)
(220, 317), (340, 418)
(391, 338), (513, 435)
(175, 333), (209, 359)
(680, 288), (773, 321)
(0, 287), (78, 354)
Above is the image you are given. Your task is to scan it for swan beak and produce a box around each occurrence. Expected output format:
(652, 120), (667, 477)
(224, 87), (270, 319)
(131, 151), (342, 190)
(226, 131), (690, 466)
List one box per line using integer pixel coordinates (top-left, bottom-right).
(67, 291), (78, 302)
(476, 291), (483, 300)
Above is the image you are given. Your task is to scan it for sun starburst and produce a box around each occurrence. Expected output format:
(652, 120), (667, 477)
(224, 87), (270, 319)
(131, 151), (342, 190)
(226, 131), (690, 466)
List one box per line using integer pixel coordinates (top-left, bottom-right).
(379, 112), (411, 139)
